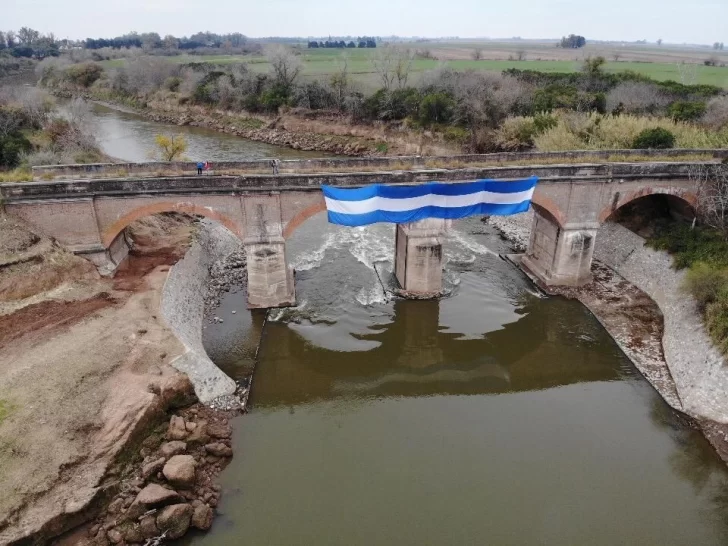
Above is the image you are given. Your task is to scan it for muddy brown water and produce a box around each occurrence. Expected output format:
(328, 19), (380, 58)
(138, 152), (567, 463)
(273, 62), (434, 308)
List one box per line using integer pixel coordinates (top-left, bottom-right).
(186, 215), (728, 546)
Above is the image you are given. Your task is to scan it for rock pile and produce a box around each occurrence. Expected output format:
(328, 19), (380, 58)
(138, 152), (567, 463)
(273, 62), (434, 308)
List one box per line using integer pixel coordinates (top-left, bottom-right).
(205, 249), (247, 312)
(81, 406), (236, 545)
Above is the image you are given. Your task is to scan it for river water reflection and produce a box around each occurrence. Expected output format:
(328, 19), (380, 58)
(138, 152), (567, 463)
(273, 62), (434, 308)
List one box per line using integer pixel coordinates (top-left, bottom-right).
(82, 102), (330, 163)
(190, 215), (728, 546)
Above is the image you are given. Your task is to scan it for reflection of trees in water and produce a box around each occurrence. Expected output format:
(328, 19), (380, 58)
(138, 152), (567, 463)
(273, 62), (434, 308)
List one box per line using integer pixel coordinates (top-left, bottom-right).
(649, 395), (728, 530)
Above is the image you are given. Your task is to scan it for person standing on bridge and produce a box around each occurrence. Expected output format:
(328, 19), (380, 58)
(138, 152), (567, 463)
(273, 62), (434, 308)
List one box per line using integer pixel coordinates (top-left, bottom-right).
(196, 161), (204, 175)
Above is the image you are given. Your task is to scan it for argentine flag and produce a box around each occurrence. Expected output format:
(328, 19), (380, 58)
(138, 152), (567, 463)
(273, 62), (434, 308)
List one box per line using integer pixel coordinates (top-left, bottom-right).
(322, 177), (538, 227)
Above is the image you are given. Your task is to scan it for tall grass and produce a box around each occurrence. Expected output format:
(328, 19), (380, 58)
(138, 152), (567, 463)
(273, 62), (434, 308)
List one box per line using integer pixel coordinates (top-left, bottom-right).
(532, 112), (728, 151)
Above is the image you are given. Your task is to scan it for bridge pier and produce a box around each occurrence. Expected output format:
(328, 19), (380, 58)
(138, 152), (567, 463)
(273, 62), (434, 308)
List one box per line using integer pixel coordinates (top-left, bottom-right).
(244, 238), (296, 309)
(80, 231), (130, 277)
(395, 219), (449, 296)
(521, 208), (597, 287)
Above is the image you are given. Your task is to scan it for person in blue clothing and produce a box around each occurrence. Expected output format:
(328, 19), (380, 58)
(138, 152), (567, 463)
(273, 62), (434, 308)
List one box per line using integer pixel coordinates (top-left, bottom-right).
(196, 161), (204, 175)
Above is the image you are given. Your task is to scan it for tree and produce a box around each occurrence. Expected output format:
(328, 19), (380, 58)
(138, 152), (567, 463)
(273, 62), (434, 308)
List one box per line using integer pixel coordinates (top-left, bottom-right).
(693, 165), (728, 236)
(471, 48), (483, 60)
(714, 42), (721, 50)
(17, 27), (40, 46)
(0, 32), (6, 51)
(559, 34), (586, 48)
(265, 45), (302, 90)
(657, 38), (663, 46)
(582, 56), (606, 76)
(6, 31), (16, 48)
(372, 46), (413, 90)
(330, 54), (349, 110)
(151, 134), (188, 161)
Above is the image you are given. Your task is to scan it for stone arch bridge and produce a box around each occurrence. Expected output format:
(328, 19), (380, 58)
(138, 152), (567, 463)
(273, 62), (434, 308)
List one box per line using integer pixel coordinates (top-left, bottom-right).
(0, 162), (704, 308)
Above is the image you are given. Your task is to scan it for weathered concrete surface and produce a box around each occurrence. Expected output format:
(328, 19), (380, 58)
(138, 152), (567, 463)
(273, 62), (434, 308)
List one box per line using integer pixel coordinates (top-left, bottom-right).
(160, 221), (239, 406)
(31, 149), (728, 180)
(596, 222), (728, 423)
(395, 219), (449, 295)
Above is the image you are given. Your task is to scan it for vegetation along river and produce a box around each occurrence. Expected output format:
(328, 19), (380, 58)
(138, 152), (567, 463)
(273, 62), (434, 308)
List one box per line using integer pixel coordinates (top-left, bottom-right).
(83, 108), (728, 544)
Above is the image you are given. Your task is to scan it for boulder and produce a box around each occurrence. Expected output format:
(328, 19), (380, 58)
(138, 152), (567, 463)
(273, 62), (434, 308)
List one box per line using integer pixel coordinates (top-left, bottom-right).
(139, 515), (159, 539)
(204, 442), (233, 458)
(163, 455), (197, 488)
(156, 504), (193, 539)
(141, 457), (166, 479)
(120, 523), (144, 543)
(106, 529), (123, 544)
(159, 441), (187, 459)
(126, 484), (181, 520)
(206, 422), (232, 439)
(167, 415), (188, 440)
(160, 374), (197, 408)
(191, 503), (214, 531)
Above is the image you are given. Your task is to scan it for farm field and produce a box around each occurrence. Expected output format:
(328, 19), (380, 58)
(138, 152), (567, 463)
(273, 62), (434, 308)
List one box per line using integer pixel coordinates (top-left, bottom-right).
(100, 40), (728, 88)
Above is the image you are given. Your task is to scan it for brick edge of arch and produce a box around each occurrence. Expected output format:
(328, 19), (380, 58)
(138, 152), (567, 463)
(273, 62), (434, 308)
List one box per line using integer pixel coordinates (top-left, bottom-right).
(283, 198), (327, 239)
(102, 202), (244, 248)
(598, 189), (698, 223)
(530, 193), (566, 228)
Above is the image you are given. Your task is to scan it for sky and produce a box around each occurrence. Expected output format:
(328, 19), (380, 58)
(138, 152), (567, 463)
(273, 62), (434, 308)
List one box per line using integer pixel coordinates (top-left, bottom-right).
(5, 0), (728, 45)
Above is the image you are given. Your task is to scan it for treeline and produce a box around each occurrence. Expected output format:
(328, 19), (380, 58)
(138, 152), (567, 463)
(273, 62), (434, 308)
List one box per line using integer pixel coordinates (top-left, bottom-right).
(308, 38), (377, 49)
(84, 31), (249, 51)
(37, 50), (728, 153)
(0, 28), (60, 59)
(558, 34), (586, 49)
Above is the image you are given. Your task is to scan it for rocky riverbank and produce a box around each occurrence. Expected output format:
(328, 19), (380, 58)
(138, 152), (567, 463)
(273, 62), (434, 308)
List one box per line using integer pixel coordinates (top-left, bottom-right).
(489, 212), (728, 463)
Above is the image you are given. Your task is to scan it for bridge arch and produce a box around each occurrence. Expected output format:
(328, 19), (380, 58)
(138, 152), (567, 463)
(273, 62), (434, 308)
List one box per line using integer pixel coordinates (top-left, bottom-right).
(599, 188), (697, 223)
(101, 201), (244, 247)
(530, 193), (566, 228)
(283, 196), (327, 239)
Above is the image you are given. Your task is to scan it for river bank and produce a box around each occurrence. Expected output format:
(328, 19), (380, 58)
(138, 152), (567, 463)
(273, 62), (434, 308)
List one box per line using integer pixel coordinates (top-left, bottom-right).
(0, 215), (241, 545)
(76, 92), (458, 158)
(490, 212), (728, 463)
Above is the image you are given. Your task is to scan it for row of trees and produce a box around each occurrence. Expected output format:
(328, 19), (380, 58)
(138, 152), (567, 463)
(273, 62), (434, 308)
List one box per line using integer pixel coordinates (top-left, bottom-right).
(84, 31), (249, 51)
(0, 28), (60, 59)
(713, 42), (725, 51)
(308, 38), (377, 49)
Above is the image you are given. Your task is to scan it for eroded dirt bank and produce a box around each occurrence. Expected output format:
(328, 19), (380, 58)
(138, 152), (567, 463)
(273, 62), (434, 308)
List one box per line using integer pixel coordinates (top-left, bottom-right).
(0, 214), (238, 545)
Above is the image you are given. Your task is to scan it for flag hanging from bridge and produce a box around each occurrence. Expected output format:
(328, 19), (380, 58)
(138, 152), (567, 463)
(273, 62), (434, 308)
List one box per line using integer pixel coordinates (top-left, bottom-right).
(321, 177), (538, 227)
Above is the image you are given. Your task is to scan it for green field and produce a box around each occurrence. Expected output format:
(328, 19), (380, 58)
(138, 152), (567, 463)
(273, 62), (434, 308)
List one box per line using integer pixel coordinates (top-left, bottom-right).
(100, 43), (728, 88)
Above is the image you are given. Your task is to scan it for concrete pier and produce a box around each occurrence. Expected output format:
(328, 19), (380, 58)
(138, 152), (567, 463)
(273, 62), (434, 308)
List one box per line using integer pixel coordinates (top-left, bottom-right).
(395, 219), (449, 296)
(244, 238), (296, 309)
(521, 208), (597, 287)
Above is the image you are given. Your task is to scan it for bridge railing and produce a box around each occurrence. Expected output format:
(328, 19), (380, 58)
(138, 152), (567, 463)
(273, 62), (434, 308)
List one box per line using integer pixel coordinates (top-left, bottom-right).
(29, 149), (728, 181)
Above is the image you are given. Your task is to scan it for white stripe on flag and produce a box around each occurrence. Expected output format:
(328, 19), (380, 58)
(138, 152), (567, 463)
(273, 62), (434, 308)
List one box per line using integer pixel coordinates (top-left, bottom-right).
(324, 188), (535, 215)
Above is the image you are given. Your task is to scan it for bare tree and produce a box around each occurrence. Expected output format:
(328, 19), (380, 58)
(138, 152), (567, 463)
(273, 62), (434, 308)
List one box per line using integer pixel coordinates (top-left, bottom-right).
(516, 49), (526, 61)
(330, 53), (349, 110)
(265, 45), (302, 89)
(371, 46), (413, 90)
(693, 164), (728, 235)
(676, 61), (698, 85)
(471, 48), (483, 61)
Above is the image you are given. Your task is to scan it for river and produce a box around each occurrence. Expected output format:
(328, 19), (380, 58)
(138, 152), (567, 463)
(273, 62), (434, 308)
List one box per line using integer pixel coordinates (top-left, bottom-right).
(83, 104), (728, 545)
(83, 102), (329, 163)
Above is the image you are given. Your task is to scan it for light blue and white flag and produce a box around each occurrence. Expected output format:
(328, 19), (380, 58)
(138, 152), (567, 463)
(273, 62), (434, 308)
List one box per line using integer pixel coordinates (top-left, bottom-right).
(322, 177), (538, 227)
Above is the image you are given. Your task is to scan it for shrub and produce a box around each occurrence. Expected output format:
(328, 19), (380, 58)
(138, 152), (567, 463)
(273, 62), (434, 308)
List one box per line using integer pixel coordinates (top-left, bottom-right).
(632, 127), (675, 149)
(64, 62), (103, 88)
(0, 133), (32, 168)
(702, 96), (728, 129)
(683, 262), (728, 311)
(418, 93), (454, 126)
(706, 294), (728, 353)
(606, 82), (670, 115)
(668, 101), (707, 122)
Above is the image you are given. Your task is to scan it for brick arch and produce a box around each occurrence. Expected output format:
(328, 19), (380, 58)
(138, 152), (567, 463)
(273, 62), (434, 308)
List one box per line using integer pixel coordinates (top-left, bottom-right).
(530, 192), (566, 228)
(102, 201), (243, 247)
(283, 196), (327, 239)
(599, 188), (698, 223)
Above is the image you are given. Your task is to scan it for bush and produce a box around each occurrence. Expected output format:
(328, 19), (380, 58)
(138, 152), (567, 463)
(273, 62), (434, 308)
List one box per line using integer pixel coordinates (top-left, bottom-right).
(701, 96), (728, 129)
(668, 101), (707, 122)
(64, 62), (103, 88)
(0, 133), (32, 168)
(683, 262), (728, 311)
(706, 295), (728, 354)
(418, 93), (455, 126)
(632, 127), (675, 149)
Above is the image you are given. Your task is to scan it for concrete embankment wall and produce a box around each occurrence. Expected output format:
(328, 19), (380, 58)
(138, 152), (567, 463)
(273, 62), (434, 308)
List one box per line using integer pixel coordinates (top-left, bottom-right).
(160, 220), (239, 405)
(31, 149), (728, 180)
(595, 223), (728, 423)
